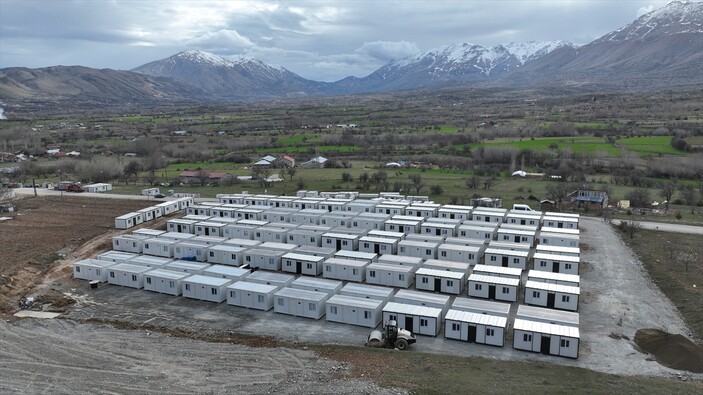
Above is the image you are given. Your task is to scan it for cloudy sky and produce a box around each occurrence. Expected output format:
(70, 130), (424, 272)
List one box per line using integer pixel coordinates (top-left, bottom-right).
(0, 0), (673, 81)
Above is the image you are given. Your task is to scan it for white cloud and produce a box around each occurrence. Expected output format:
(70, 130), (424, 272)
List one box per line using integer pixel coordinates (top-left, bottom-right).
(186, 29), (256, 53)
(354, 41), (420, 62)
(637, 5), (655, 18)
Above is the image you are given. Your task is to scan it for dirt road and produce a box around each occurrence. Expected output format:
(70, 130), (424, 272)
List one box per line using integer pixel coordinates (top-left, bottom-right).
(610, 218), (703, 235)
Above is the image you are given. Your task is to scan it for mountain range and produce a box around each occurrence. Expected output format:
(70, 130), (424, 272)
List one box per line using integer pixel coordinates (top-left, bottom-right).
(0, 1), (701, 105)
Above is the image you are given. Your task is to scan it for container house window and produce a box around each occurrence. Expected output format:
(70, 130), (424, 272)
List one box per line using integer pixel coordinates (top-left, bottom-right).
(425, 249), (432, 256)
(131, 275), (137, 281)
(540, 261), (547, 267)
(109, 272), (115, 278)
(169, 281), (175, 288)
(422, 277), (429, 284)
(502, 287), (510, 293)
(486, 328), (495, 336)
(562, 295), (570, 302)
(364, 311), (370, 319)
(185, 284), (191, 291)
(490, 256), (497, 262)
(257, 295), (264, 303)
(230, 291), (236, 298)
(474, 283), (482, 291)
(565, 263), (572, 270)
(75, 266), (81, 273)
(561, 339), (570, 347)
(447, 280), (454, 287)
(146, 277), (151, 284)
(306, 263), (313, 269)
(325, 265), (331, 272)
(398, 274), (405, 281)
(452, 323), (460, 331)
(309, 303), (316, 311)
(532, 291), (540, 298)
(330, 306), (337, 314)
(211, 288), (217, 295)
(523, 334), (532, 342)
(420, 319), (428, 327)
(441, 251), (447, 257)
(352, 269), (358, 275)
(277, 298), (284, 306)
(369, 270), (376, 278)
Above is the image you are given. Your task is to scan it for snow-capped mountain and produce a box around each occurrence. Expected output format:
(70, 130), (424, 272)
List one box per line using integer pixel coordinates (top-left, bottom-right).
(132, 50), (322, 99)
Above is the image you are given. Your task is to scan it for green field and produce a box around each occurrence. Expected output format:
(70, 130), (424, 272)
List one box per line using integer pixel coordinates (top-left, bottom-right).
(619, 136), (684, 155)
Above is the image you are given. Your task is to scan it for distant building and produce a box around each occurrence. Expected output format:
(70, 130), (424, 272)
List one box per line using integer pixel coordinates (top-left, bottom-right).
(276, 155), (296, 168)
(568, 189), (608, 209)
(470, 197), (503, 208)
(179, 171), (228, 185)
(300, 156), (328, 169)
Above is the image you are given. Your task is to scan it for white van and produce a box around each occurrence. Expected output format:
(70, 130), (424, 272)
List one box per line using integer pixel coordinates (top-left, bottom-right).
(512, 204), (535, 212)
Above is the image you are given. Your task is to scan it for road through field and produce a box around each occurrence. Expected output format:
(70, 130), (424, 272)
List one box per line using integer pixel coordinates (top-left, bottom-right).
(609, 218), (703, 235)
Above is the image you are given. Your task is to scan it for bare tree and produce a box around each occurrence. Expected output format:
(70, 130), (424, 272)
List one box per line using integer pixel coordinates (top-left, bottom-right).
(196, 170), (209, 187)
(466, 176), (479, 189)
(286, 166), (297, 181)
(618, 220), (643, 239)
(409, 174), (424, 194)
(625, 188), (651, 208)
(659, 183), (676, 211)
(545, 182), (571, 211)
(123, 161), (142, 185)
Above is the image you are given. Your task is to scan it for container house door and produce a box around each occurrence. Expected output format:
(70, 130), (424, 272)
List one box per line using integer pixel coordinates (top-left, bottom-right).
(502, 257), (509, 267)
(488, 285), (496, 299)
(296, 261), (302, 274)
(434, 277), (441, 292)
(552, 262), (559, 273)
(547, 293), (556, 308)
(468, 325), (477, 343)
(405, 316), (413, 332)
(540, 335), (551, 354)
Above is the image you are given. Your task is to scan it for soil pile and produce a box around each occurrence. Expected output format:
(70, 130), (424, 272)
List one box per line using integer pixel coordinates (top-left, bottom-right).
(634, 328), (703, 373)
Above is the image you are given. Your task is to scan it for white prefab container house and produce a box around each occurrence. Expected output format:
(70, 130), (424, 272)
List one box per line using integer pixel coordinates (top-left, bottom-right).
(282, 253), (326, 276)
(535, 245), (580, 258)
(290, 209), (327, 225)
(190, 235), (227, 246)
(484, 247), (532, 270)
(533, 252), (580, 275)
(257, 241), (297, 253)
(132, 228), (165, 238)
(127, 255), (174, 269)
(457, 224), (498, 240)
(322, 258), (369, 282)
(182, 214), (213, 223)
(437, 244), (482, 266)
(451, 297), (511, 317)
(187, 205), (211, 216)
(142, 187), (161, 196)
(291, 276), (343, 294)
(423, 259), (472, 275)
(506, 212), (542, 227)
(157, 232), (195, 242)
(321, 233), (360, 251)
(97, 251), (139, 264)
(527, 270), (580, 287)
(73, 259), (115, 282)
(382, 302), (442, 337)
(253, 226), (290, 243)
(167, 219), (197, 234)
(376, 254), (423, 269)
(174, 197), (195, 210)
(273, 288), (331, 320)
(173, 242), (209, 262)
(470, 208), (507, 224)
(367, 230), (406, 241)
(404, 203), (440, 218)
(222, 238), (262, 249)
(375, 204), (406, 216)
(471, 264), (522, 279)
(384, 219), (421, 234)
(143, 269), (190, 296)
(296, 245), (336, 259)
(415, 267), (466, 295)
(358, 236), (399, 255)
(142, 238), (178, 258)
(155, 201), (179, 216)
(182, 275), (231, 303)
(319, 213), (355, 228)
(112, 235), (147, 253)
(226, 281), (279, 310)
(496, 228), (537, 246)
(210, 206), (239, 219)
(194, 222), (226, 237)
(287, 230), (323, 247)
(163, 260), (211, 274)
(222, 223), (259, 240)
(365, 262), (416, 288)
(513, 318), (580, 359)
(235, 208), (266, 221)
(351, 213), (390, 230)
(538, 232), (580, 248)
(420, 222), (458, 237)
(524, 281), (580, 311)
(206, 244), (247, 266)
(340, 282), (395, 303)
(542, 216), (579, 229)
(394, 289), (451, 318)
(467, 274), (520, 302)
(107, 263), (151, 288)
(260, 208), (296, 223)
(404, 234), (445, 244)
(245, 270), (295, 287)
(516, 305), (580, 327)
(444, 309), (507, 347)
(438, 207), (472, 221)
(115, 212), (143, 229)
(242, 249), (285, 271)
(326, 295), (384, 328)
(397, 240), (439, 260)
(137, 206), (161, 222)
(202, 265), (250, 281)
(334, 250), (378, 263)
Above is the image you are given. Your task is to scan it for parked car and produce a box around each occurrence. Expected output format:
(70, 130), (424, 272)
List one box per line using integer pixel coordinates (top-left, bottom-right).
(154, 193), (166, 199)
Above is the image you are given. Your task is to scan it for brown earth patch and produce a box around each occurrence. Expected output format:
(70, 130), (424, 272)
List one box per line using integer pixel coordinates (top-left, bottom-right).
(634, 328), (703, 373)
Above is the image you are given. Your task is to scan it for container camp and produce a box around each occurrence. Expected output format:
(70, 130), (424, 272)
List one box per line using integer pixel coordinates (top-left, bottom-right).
(358, 236), (399, 255)
(422, 259), (472, 275)
(194, 222), (226, 237)
(444, 309), (508, 347)
(182, 275), (232, 303)
(326, 294), (384, 328)
(374, 203), (406, 216)
(333, 250), (378, 263)
(226, 281), (279, 310)
(533, 252), (580, 275)
(534, 245), (580, 258)
(394, 289), (452, 318)
(527, 270), (580, 287)
(166, 218), (198, 234)
(516, 305), (579, 327)
(97, 251), (139, 264)
(173, 241), (209, 262)
(143, 269), (191, 296)
(155, 200), (179, 215)
(245, 270), (296, 287)
(273, 287), (331, 320)
(537, 231), (580, 248)
(253, 226), (290, 243)
(127, 255), (174, 269)
(290, 208), (327, 225)
(106, 263), (151, 288)
(471, 264), (522, 279)
(321, 232), (360, 251)
(415, 268), (466, 295)
(163, 260), (212, 275)
(483, 247), (532, 270)
(505, 211), (543, 227)
(142, 238), (178, 258)
(524, 281), (580, 311)
(496, 228), (537, 246)
(187, 205), (212, 216)
(114, 212), (142, 229)
(290, 276), (343, 294)
(436, 243), (482, 266)
(365, 262), (416, 288)
(206, 244), (247, 266)
(404, 234), (445, 244)
(542, 215), (579, 229)
(366, 230), (406, 241)
(350, 212), (390, 230)
(513, 318), (580, 359)
(132, 228), (165, 238)
(295, 245), (336, 259)
(242, 248), (285, 271)
(157, 232), (195, 243)
(384, 219), (421, 234)
(451, 297), (511, 317)
(469, 207), (507, 224)
(112, 234), (148, 253)
(319, 213), (355, 228)
(202, 264), (250, 281)
(467, 274), (520, 302)
(457, 224), (498, 240)
(382, 302), (442, 336)
(322, 257), (369, 282)
(397, 240), (439, 260)
(281, 253), (326, 276)
(222, 238), (262, 249)
(405, 202), (441, 218)
(420, 222), (458, 237)
(376, 254), (423, 269)
(339, 282), (395, 303)
(73, 259), (115, 282)
(82, 183), (112, 193)
(287, 229), (323, 247)
(438, 206), (472, 221)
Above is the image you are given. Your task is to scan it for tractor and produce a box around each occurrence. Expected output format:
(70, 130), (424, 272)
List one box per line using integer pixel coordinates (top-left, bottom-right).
(366, 320), (417, 350)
